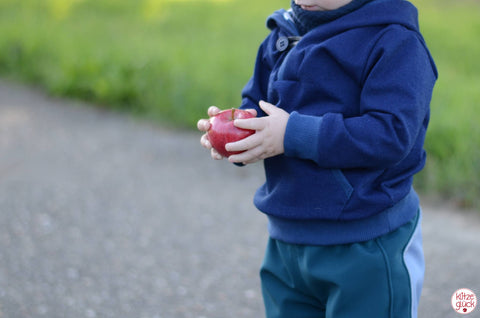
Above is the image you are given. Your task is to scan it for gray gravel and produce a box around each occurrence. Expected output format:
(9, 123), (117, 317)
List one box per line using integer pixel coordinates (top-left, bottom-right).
(0, 80), (479, 318)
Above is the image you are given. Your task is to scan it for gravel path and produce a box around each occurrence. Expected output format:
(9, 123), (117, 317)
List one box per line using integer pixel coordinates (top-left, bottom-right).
(0, 80), (479, 318)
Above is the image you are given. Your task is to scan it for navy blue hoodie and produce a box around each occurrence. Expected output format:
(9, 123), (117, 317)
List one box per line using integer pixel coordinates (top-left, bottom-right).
(240, 0), (438, 245)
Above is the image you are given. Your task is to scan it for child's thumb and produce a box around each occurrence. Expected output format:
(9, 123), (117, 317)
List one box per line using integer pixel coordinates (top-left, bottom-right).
(259, 100), (276, 114)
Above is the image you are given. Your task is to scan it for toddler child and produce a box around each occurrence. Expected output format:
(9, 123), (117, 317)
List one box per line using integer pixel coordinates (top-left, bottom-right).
(197, 0), (437, 317)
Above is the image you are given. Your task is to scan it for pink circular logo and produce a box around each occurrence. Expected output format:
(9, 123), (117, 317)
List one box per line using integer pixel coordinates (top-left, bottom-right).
(451, 288), (477, 314)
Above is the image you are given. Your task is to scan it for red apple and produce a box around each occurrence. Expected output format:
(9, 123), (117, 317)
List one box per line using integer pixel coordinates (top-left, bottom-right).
(208, 108), (255, 157)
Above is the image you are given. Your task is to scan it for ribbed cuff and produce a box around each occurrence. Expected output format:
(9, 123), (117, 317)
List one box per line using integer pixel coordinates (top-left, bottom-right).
(284, 111), (323, 161)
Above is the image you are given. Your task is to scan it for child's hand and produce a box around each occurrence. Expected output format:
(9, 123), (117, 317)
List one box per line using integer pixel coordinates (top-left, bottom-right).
(197, 106), (224, 160)
(226, 100), (289, 164)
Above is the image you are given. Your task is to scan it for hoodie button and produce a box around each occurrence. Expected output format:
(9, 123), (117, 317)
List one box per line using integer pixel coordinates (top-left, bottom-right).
(276, 37), (289, 52)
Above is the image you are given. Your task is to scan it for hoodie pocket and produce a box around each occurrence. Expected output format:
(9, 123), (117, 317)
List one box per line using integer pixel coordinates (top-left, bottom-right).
(331, 169), (354, 203)
(257, 158), (354, 220)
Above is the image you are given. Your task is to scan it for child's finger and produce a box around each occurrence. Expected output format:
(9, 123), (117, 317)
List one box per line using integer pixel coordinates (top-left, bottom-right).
(233, 117), (265, 131)
(228, 146), (263, 164)
(210, 148), (224, 160)
(258, 100), (278, 115)
(200, 133), (212, 149)
(244, 108), (258, 117)
(197, 119), (211, 132)
(207, 106), (221, 117)
(225, 133), (262, 153)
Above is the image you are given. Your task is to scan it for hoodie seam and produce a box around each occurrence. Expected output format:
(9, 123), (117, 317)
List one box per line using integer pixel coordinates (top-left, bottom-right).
(361, 24), (413, 83)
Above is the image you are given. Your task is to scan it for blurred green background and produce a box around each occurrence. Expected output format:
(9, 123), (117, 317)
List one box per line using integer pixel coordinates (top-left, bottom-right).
(0, 0), (479, 209)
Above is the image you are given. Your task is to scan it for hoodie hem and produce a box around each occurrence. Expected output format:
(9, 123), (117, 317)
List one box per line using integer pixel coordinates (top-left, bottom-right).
(266, 188), (419, 245)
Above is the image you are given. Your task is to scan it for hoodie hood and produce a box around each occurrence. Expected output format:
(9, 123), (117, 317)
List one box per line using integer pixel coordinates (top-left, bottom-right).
(267, 0), (421, 37)
(265, 0), (436, 73)
(333, 0), (420, 33)
(267, 8), (300, 36)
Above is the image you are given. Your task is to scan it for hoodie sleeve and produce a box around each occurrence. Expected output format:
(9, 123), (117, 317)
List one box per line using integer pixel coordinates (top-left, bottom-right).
(284, 27), (438, 169)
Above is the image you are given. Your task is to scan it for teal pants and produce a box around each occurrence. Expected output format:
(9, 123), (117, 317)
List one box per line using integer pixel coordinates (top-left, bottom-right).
(260, 210), (424, 318)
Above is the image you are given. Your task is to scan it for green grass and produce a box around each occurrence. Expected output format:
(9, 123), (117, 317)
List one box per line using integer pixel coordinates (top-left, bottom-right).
(0, 0), (479, 209)
(0, 0), (273, 126)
